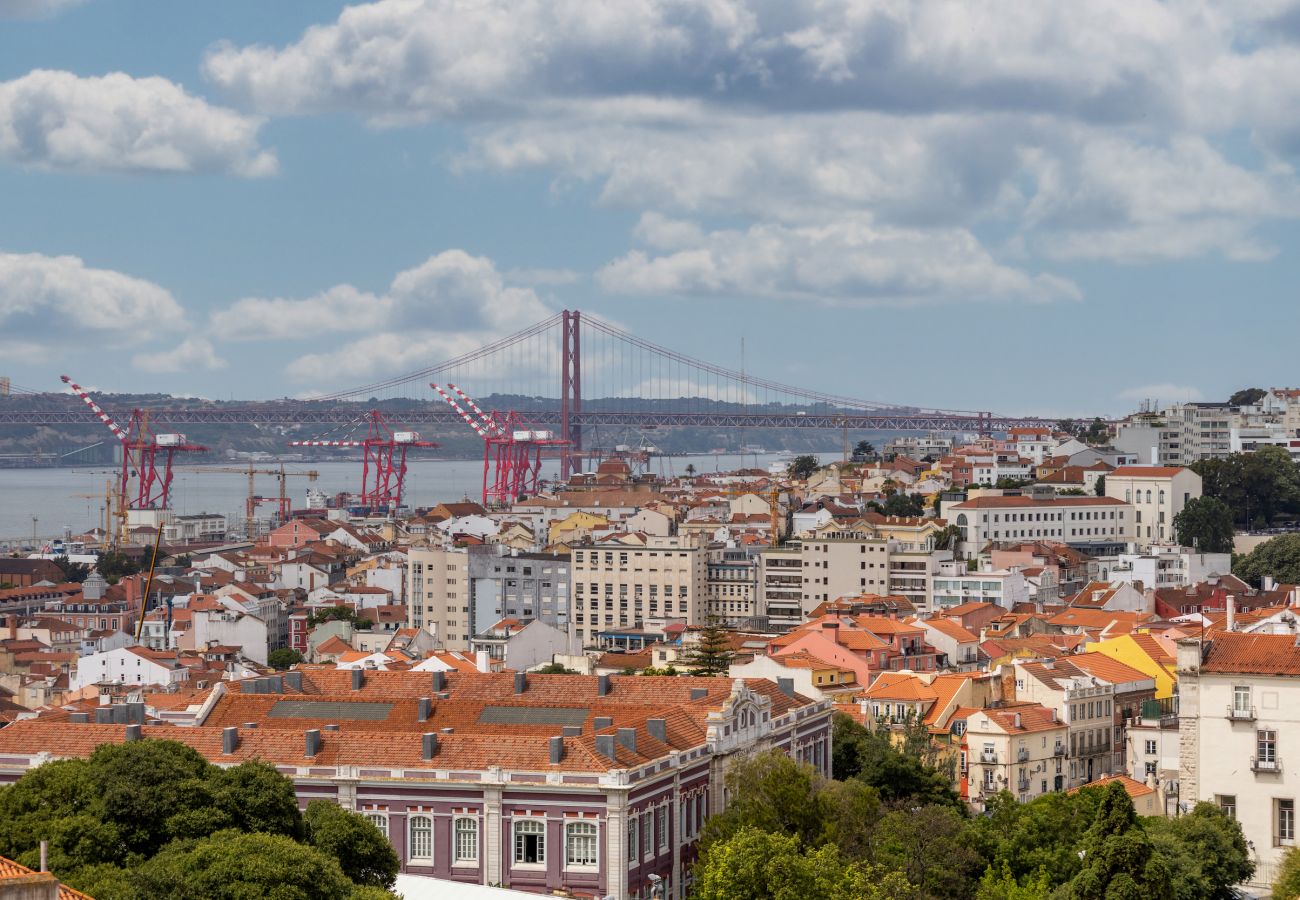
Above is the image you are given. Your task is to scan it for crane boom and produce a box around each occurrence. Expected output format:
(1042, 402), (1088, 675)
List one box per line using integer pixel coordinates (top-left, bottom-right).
(60, 375), (128, 442)
(446, 383), (504, 435)
(432, 385), (492, 438)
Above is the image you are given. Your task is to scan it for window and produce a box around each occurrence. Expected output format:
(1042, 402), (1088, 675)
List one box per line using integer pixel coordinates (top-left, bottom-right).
(1233, 685), (1252, 714)
(1216, 795), (1236, 819)
(643, 812), (653, 858)
(365, 813), (388, 838)
(657, 805), (668, 851)
(1259, 729), (1278, 763)
(627, 814), (639, 860)
(1145, 740), (1157, 756)
(514, 819), (545, 865)
(454, 817), (478, 863)
(409, 815), (433, 861)
(1280, 800), (1296, 846)
(1144, 761), (1157, 777)
(566, 821), (598, 867)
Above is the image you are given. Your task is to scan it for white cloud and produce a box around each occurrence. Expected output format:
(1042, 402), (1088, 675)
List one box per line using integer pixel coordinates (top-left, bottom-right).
(1118, 383), (1204, 404)
(0, 250), (185, 342)
(133, 337), (227, 374)
(600, 214), (1081, 306)
(0, 0), (85, 18)
(209, 250), (554, 383)
(0, 70), (277, 176)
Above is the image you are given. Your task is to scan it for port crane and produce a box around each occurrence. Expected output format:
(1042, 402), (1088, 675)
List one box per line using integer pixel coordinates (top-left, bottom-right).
(176, 463), (320, 525)
(60, 375), (207, 545)
(289, 410), (436, 513)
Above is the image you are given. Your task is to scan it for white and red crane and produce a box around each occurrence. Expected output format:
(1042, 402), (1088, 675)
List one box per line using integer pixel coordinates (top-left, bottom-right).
(60, 374), (208, 545)
(432, 383), (568, 505)
(289, 410), (437, 513)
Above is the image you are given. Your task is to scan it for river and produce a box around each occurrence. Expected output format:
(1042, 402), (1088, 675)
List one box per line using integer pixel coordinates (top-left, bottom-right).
(0, 451), (808, 545)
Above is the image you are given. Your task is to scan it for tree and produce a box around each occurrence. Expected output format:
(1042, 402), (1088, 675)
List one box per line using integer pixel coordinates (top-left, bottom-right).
(1063, 781), (1173, 900)
(1273, 845), (1300, 900)
(682, 616), (735, 676)
(789, 454), (819, 480)
(1094, 475), (1106, 497)
(307, 605), (373, 631)
(877, 492), (925, 517)
(1083, 418), (1110, 445)
(1144, 802), (1252, 900)
(832, 714), (961, 809)
(869, 804), (984, 900)
(52, 555), (91, 583)
(692, 826), (914, 900)
(852, 440), (877, 463)
(685, 463), (697, 477)
(1229, 388), (1266, 407)
(700, 751), (828, 850)
(975, 862), (1052, 900)
(1173, 497), (1235, 553)
(268, 648), (305, 670)
(96, 551), (140, 584)
(1193, 446), (1300, 528)
(304, 800), (399, 889)
(1235, 533), (1300, 587)
(132, 830), (367, 900)
(934, 524), (963, 552)
(534, 661), (578, 674)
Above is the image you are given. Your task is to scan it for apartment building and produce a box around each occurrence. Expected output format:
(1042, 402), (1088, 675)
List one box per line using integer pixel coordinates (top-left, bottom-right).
(1104, 466), (1201, 549)
(963, 703), (1068, 809)
(466, 547), (571, 633)
(930, 564), (1029, 611)
(571, 538), (706, 647)
(1114, 404), (1233, 465)
(704, 545), (761, 628)
(1010, 660), (1116, 788)
(945, 495), (1133, 552)
(1096, 544), (1232, 590)
(406, 546), (473, 649)
(1178, 633), (1300, 887)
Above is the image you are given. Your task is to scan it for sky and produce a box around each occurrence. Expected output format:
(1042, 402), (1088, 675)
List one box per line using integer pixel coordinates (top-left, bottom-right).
(2, 0), (1300, 418)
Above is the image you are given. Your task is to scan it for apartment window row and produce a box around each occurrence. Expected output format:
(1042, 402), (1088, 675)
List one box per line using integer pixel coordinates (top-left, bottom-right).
(396, 814), (598, 869)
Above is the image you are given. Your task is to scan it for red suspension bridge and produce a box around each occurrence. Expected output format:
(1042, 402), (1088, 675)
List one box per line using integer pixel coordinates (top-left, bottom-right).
(2, 311), (1061, 477)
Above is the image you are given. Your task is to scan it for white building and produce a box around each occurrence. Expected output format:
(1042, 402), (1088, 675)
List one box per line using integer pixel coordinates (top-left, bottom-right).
(70, 645), (189, 690)
(931, 563), (1029, 611)
(571, 537), (706, 646)
(1105, 466), (1201, 549)
(1178, 632), (1300, 888)
(1096, 544), (1232, 590)
(944, 495), (1133, 550)
(965, 703), (1068, 809)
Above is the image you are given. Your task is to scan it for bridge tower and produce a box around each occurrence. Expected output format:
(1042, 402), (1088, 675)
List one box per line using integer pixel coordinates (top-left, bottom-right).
(560, 309), (582, 478)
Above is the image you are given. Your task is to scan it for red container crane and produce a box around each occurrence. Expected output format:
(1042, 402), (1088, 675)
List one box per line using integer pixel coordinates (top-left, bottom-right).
(289, 410), (437, 513)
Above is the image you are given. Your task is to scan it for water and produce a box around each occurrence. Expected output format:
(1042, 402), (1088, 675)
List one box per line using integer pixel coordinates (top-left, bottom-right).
(0, 452), (806, 543)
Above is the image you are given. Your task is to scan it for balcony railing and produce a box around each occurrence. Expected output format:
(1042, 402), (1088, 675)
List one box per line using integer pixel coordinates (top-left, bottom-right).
(1227, 705), (1257, 722)
(1252, 756), (1282, 774)
(979, 750), (998, 764)
(1053, 743), (1065, 756)
(1017, 748), (1030, 762)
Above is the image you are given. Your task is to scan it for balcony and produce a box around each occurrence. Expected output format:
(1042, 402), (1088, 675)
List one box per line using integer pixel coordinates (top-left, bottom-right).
(980, 750), (998, 764)
(1017, 748), (1030, 763)
(1227, 705), (1256, 722)
(1053, 743), (1065, 757)
(1252, 756), (1282, 774)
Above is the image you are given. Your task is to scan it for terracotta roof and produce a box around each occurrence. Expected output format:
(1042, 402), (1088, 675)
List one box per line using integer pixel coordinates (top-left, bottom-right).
(922, 618), (979, 643)
(1107, 466), (1187, 478)
(953, 496), (1126, 509)
(1066, 653), (1155, 686)
(1203, 632), (1300, 676)
(861, 672), (937, 701)
(975, 702), (1063, 734)
(1069, 773), (1156, 799)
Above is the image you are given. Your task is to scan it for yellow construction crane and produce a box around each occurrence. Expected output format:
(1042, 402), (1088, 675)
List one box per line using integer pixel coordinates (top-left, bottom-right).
(176, 463), (319, 526)
(704, 480), (792, 547)
(68, 479), (116, 548)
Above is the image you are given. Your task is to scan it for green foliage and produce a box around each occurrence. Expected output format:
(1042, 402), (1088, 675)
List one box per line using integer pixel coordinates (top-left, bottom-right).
(640, 665), (680, 676)
(1274, 845), (1300, 900)
(1063, 781), (1173, 900)
(789, 454), (819, 480)
(701, 751), (829, 849)
(976, 862), (1052, 900)
(1144, 802), (1253, 900)
(1094, 475), (1106, 497)
(831, 713), (960, 809)
(97, 551), (141, 584)
(851, 440), (877, 463)
(692, 827), (914, 900)
(132, 830), (363, 900)
(52, 555), (91, 583)
(1193, 446), (1300, 528)
(934, 524), (963, 551)
(307, 604), (373, 630)
(1229, 388), (1267, 407)
(534, 661), (578, 674)
(965, 789), (1102, 887)
(0, 740), (394, 899)
(1235, 532), (1300, 587)
(1173, 497), (1236, 554)
(682, 616), (735, 676)
(873, 491), (926, 517)
(304, 800), (399, 889)
(870, 804), (983, 899)
(268, 648), (305, 670)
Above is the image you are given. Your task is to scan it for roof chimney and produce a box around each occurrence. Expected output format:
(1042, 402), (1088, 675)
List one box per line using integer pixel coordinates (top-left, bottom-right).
(351, 668), (364, 690)
(562, 725), (582, 737)
(690, 688), (708, 701)
(647, 718), (666, 742)
(595, 734), (616, 760)
(514, 672), (527, 694)
(284, 671), (302, 692)
(616, 727), (637, 753)
(222, 726), (239, 754)
(776, 677), (795, 698)
(111, 703), (128, 724)
(598, 674), (610, 696)
(549, 736), (564, 764)
(422, 732), (438, 760)
(127, 702), (146, 724)
(69, 712), (89, 724)
(432, 671), (446, 692)
(593, 716), (613, 731)
(821, 620), (840, 643)
(1013, 713), (1022, 729)
(1226, 595), (1236, 633)
(305, 728), (321, 758)
(94, 707), (111, 724)
(417, 697), (431, 722)
(124, 724), (142, 742)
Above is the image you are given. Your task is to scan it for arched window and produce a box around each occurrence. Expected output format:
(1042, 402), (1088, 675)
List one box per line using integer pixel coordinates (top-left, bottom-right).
(409, 815), (433, 861)
(514, 819), (545, 865)
(565, 821), (598, 868)
(364, 813), (388, 840)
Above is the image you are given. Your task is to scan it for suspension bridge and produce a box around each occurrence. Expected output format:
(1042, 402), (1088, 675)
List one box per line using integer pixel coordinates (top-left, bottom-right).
(0, 310), (1059, 476)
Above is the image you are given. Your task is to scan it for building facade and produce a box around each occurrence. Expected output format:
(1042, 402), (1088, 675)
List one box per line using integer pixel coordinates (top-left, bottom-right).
(571, 538), (706, 647)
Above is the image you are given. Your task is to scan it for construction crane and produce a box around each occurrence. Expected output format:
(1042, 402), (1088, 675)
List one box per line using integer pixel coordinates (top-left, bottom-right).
(289, 411), (437, 513)
(704, 479), (793, 548)
(176, 463), (319, 525)
(61, 375), (208, 545)
(68, 478), (116, 547)
(432, 383), (570, 506)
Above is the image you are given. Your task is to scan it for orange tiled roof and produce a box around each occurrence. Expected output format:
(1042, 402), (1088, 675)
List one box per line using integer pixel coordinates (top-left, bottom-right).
(861, 672), (936, 702)
(976, 702), (1063, 734)
(1068, 773), (1155, 799)
(1066, 653), (1154, 686)
(1107, 466), (1187, 478)
(1203, 632), (1300, 676)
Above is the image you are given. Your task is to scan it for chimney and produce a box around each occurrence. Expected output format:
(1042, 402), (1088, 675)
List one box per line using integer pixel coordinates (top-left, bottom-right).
(351, 668), (364, 690)
(1013, 713), (1022, 729)
(422, 732), (438, 760)
(124, 724), (142, 742)
(417, 697), (432, 722)
(284, 671), (302, 692)
(562, 725), (582, 737)
(69, 712), (89, 724)
(598, 674), (610, 696)
(127, 702), (146, 724)
(242, 722), (258, 729)
(776, 677), (795, 698)
(1050, 709), (1057, 722)
(593, 716), (613, 731)
(305, 728), (321, 758)
(549, 736), (564, 764)
(616, 727), (637, 753)
(646, 718), (666, 742)
(222, 726), (239, 754)
(595, 734), (616, 760)
(432, 671), (446, 692)
(691, 688), (708, 701)
(821, 620), (841, 644)
(39, 841), (47, 873)
(1226, 595), (1236, 633)
(475, 649), (491, 672)
(94, 707), (111, 724)
(111, 704), (129, 724)
(514, 673), (527, 694)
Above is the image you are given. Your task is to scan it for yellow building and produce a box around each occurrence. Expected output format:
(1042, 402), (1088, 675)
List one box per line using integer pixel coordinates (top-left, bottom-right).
(546, 510), (610, 547)
(1088, 632), (1178, 699)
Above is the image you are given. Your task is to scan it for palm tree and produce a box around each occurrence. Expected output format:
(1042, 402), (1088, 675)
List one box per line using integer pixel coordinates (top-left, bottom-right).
(685, 464), (697, 477)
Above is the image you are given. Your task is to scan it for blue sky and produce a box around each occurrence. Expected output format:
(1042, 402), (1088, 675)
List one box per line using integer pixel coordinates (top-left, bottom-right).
(2, 0), (1300, 417)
